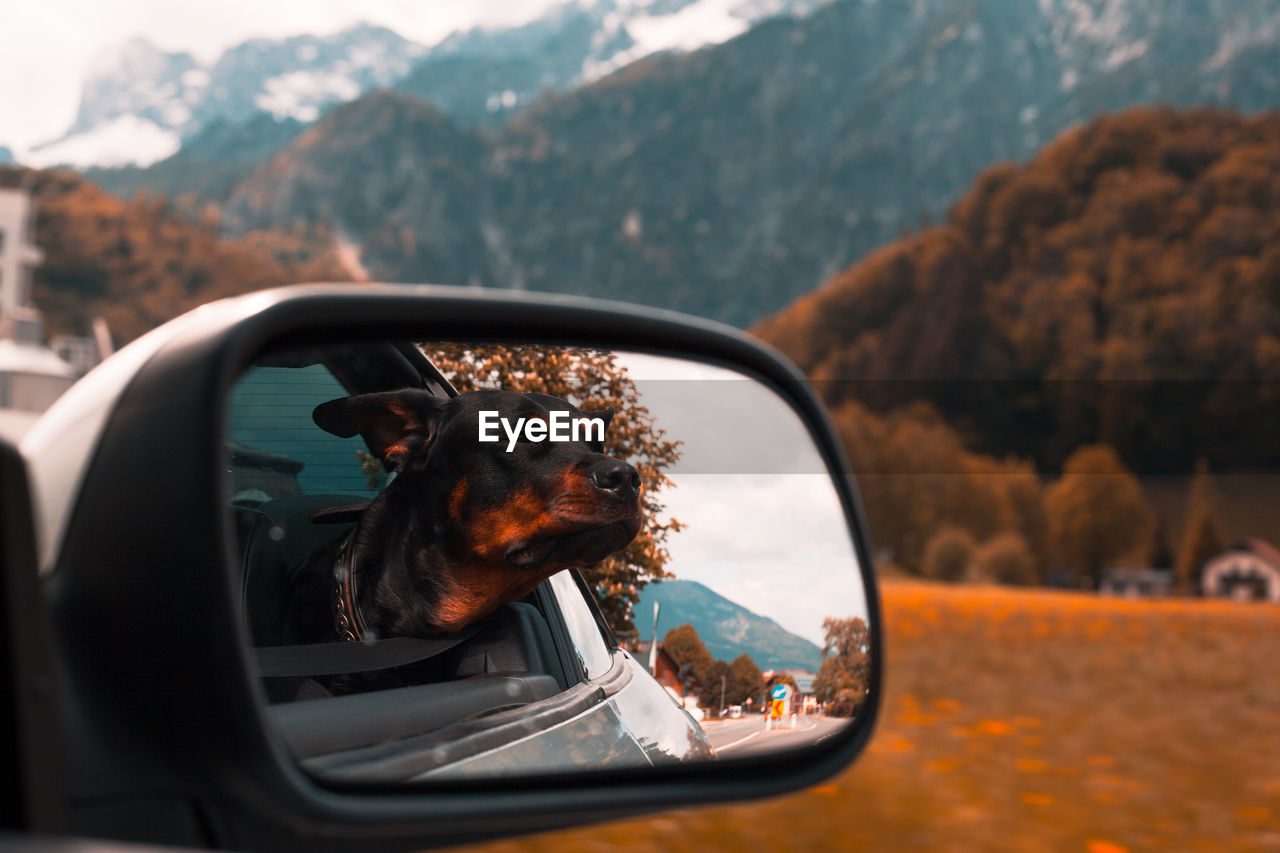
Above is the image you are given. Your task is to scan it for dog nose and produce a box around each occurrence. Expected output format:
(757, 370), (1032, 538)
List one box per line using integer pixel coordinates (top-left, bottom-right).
(590, 460), (640, 499)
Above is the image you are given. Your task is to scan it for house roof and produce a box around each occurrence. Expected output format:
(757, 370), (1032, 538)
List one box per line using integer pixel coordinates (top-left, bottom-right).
(1225, 538), (1280, 571)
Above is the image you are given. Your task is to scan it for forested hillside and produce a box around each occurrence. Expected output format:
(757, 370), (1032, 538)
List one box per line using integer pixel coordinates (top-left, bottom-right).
(755, 107), (1280, 475)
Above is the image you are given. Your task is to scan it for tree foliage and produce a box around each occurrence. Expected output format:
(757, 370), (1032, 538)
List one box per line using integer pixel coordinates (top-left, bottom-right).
(423, 343), (683, 642)
(1045, 445), (1154, 588)
(756, 108), (1280, 475)
(971, 531), (1038, 586)
(2, 167), (349, 342)
(812, 616), (871, 711)
(921, 526), (977, 583)
(723, 654), (765, 708)
(1176, 459), (1226, 590)
(830, 400), (1049, 575)
(662, 624), (720, 707)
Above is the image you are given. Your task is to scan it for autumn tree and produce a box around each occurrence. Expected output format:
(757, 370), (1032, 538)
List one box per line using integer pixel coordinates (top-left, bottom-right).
(829, 400), (1047, 577)
(1176, 459), (1226, 592)
(723, 654), (765, 708)
(703, 658), (730, 712)
(422, 343), (683, 642)
(812, 616), (871, 712)
(1045, 445), (1154, 588)
(663, 624), (718, 706)
(921, 526), (976, 583)
(765, 672), (799, 694)
(971, 532), (1038, 586)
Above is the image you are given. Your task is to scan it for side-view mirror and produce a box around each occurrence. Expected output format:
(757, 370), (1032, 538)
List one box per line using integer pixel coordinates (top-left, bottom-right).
(15, 285), (880, 851)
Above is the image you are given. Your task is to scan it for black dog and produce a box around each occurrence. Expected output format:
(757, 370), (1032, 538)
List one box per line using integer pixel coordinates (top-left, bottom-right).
(285, 388), (642, 657)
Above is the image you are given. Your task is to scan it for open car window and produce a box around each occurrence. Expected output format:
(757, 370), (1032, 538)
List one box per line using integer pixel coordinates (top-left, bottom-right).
(224, 345), (713, 782)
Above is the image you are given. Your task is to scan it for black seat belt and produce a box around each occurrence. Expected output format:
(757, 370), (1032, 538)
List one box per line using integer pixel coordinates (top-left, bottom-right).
(254, 625), (481, 678)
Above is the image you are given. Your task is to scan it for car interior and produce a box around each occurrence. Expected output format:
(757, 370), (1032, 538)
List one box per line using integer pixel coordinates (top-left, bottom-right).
(225, 342), (627, 781)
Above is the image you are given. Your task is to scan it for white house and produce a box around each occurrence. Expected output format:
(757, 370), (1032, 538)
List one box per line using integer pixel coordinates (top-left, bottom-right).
(0, 186), (73, 440)
(1201, 539), (1280, 603)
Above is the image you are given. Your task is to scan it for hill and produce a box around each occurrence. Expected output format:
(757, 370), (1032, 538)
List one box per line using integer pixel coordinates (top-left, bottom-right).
(754, 107), (1280, 476)
(636, 579), (822, 671)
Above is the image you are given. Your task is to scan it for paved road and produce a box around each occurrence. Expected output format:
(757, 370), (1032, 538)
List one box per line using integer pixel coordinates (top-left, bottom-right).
(701, 714), (849, 757)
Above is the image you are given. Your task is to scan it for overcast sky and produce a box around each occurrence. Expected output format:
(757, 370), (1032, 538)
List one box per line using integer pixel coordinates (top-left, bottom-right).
(0, 0), (562, 151)
(622, 353), (869, 648)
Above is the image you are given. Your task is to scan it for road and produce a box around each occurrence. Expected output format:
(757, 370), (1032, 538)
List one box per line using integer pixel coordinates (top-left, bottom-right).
(700, 714), (849, 757)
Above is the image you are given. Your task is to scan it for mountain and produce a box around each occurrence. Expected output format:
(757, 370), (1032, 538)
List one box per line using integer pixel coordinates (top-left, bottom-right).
(86, 113), (309, 203)
(635, 579), (822, 671)
(0, 146), (12, 165)
(395, 0), (831, 127)
(38, 0), (825, 173)
(225, 92), (497, 288)
(206, 0), (1280, 327)
(25, 25), (426, 168)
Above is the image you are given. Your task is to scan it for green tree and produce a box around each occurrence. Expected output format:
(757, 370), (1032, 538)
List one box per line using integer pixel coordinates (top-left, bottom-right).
(1176, 459), (1226, 592)
(812, 617), (871, 710)
(1045, 445), (1154, 588)
(422, 343), (683, 642)
(723, 654), (765, 708)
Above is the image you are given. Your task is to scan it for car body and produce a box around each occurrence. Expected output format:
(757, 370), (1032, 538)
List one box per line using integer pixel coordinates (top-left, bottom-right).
(1, 284), (880, 852)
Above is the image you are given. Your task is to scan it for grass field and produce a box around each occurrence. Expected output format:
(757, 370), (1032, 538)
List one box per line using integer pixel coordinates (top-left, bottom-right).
(459, 581), (1280, 852)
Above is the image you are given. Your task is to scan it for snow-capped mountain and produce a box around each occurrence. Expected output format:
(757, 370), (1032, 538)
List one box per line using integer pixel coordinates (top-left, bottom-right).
(24, 24), (427, 168)
(215, 0), (1280, 328)
(397, 0), (831, 125)
(26, 0), (827, 168)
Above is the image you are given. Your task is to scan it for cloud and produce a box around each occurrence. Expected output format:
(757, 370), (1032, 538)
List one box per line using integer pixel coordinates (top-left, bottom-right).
(1, 0), (564, 150)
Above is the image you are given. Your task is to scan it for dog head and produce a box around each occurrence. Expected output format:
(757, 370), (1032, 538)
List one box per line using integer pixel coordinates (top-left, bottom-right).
(313, 388), (642, 629)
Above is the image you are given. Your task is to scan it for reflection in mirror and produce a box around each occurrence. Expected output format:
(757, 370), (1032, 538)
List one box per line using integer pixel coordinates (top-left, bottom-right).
(225, 340), (869, 783)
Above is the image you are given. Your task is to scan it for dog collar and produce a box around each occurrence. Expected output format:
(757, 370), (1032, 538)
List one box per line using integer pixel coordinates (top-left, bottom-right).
(332, 531), (369, 643)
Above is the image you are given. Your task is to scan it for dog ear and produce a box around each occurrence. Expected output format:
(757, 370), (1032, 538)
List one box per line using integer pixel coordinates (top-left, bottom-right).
(313, 390), (447, 473)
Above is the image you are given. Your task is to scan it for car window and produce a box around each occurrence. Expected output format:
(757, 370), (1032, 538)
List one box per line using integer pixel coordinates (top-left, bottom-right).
(227, 364), (381, 502)
(547, 570), (613, 680)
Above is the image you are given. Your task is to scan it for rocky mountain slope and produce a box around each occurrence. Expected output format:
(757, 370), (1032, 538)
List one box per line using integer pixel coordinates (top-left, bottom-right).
(207, 0), (1280, 326)
(27, 26), (425, 168)
(29, 0), (825, 169)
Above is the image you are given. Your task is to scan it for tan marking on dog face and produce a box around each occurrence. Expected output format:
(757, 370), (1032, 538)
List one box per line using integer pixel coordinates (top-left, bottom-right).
(468, 485), (558, 561)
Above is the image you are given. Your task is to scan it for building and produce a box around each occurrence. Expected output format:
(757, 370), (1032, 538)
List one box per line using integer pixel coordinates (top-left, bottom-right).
(0, 186), (74, 440)
(1100, 568), (1175, 598)
(631, 640), (708, 712)
(1201, 539), (1280, 602)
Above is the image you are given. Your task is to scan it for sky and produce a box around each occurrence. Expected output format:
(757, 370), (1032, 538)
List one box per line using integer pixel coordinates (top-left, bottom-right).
(0, 0), (563, 151)
(620, 353), (869, 649)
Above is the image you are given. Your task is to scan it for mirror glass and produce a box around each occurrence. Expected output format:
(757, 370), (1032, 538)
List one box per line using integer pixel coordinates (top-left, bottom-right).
(225, 339), (870, 783)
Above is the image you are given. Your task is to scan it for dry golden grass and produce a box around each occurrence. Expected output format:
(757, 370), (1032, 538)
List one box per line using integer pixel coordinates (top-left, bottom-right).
(458, 581), (1280, 852)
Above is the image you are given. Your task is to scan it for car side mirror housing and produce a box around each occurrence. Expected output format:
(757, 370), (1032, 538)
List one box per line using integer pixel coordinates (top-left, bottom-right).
(21, 285), (881, 851)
